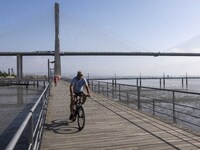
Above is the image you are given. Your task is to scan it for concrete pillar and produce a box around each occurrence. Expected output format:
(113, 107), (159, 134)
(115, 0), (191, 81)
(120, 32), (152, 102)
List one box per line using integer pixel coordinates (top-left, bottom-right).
(54, 2), (61, 77)
(17, 54), (23, 78)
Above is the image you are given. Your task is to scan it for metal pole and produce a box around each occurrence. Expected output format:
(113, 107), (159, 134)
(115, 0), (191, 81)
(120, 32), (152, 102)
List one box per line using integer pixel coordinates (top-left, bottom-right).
(119, 84), (121, 101)
(127, 93), (129, 106)
(28, 115), (33, 150)
(137, 86), (141, 110)
(91, 80), (93, 92)
(186, 73), (188, 88)
(153, 99), (155, 115)
(163, 73), (165, 89)
(159, 78), (162, 88)
(112, 83), (114, 99)
(182, 78), (184, 88)
(172, 91), (176, 123)
(98, 81), (100, 94)
(107, 82), (109, 97)
(115, 73), (117, 86)
(48, 59), (50, 82)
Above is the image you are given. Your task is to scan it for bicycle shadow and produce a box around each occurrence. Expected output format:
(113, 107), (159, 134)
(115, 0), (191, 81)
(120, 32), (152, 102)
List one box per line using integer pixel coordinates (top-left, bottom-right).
(44, 119), (81, 134)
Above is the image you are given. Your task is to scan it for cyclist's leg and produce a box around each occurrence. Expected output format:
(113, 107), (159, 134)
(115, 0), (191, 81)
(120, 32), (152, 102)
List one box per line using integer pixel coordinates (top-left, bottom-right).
(74, 92), (85, 103)
(75, 92), (87, 104)
(82, 93), (87, 104)
(69, 96), (75, 120)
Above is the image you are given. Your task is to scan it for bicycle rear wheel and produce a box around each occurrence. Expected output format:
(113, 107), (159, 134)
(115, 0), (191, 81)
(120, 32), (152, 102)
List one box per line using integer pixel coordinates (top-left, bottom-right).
(77, 106), (85, 130)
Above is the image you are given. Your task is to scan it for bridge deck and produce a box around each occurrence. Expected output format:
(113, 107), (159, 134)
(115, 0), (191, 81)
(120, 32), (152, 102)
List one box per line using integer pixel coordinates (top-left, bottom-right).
(41, 80), (200, 150)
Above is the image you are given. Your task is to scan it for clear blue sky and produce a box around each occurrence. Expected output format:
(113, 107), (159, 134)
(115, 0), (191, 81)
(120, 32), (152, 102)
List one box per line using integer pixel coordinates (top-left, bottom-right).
(1, 0), (200, 76)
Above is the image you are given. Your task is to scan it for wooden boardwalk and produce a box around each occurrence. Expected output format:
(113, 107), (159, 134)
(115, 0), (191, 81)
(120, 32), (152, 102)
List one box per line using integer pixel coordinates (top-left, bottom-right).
(41, 80), (200, 150)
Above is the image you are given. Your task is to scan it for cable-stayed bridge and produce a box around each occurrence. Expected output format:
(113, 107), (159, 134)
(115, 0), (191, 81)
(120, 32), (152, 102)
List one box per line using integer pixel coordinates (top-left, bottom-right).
(2, 51), (200, 56)
(2, 3), (200, 150)
(1, 3), (200, 77)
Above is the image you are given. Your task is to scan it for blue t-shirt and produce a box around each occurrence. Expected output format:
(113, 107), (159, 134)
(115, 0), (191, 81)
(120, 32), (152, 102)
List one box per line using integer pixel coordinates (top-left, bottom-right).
(71, 77), (88, 93)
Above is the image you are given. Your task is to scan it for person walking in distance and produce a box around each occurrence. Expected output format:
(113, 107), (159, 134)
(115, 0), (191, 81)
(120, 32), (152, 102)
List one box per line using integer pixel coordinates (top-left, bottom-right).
(69, 71), (91, 120)
(54, 76), (57, 87)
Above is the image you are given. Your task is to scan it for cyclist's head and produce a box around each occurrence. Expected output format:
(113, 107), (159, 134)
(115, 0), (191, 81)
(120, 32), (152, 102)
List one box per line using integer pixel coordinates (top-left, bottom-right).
(77, 71), (83, 79)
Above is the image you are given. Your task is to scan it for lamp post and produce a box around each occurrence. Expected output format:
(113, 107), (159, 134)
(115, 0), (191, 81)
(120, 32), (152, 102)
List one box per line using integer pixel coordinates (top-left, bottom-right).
(48, 59), (55, 82)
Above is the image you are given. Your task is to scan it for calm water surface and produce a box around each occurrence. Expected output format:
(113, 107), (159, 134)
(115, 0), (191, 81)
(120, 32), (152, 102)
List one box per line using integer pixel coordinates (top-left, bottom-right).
(0, 85), (44, 149)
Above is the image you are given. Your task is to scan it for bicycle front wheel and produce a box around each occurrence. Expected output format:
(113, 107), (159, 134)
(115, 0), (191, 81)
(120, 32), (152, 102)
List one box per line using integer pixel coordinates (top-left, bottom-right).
(77, 106), (85, 130)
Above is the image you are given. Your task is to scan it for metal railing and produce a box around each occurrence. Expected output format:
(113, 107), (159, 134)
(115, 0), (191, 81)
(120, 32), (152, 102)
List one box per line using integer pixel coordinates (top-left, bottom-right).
(90, 80), (200, 132)
(5, 83), (50, 150)
(0, 78), (47, 88)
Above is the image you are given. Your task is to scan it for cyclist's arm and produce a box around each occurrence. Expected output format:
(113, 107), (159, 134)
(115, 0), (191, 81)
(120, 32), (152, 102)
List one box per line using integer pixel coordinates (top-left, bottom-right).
(70, 84), (74, 96)
(85, 84), (91, 97)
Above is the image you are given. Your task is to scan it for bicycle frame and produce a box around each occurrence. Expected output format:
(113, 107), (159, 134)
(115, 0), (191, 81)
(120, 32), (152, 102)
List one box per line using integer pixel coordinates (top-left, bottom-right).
(73, 95), (85, 130)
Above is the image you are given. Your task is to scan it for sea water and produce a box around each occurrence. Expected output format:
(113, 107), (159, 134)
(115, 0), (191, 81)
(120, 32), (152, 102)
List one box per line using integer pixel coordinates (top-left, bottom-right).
(0, 84), (44, 149)
(112, 78), (200, 92)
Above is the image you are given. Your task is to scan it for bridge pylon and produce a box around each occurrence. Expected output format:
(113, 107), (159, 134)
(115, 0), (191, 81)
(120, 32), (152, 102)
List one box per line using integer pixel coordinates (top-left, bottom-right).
(54, 2), (61, 78)
(17, 54), (23, 78)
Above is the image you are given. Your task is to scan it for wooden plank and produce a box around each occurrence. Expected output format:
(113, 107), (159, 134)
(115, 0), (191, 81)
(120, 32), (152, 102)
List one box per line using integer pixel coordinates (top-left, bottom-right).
(40, 80), (200, 150)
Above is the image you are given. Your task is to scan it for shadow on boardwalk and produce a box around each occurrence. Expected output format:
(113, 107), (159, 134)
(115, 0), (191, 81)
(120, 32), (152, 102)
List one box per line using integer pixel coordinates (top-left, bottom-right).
(41, 80), (200, 150)
(44, 119), (81, 134)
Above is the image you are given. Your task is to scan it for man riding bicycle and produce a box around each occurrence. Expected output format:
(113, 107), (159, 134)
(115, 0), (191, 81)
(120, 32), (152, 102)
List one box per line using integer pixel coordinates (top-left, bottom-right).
(69, 71), (91, 120)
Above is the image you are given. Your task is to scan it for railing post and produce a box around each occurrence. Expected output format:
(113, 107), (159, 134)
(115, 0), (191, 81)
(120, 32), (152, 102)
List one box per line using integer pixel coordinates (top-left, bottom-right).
(119, 84), (121, 101)
(159, 78), (162, 88)
(102, 86), (104, 96)
(43, 81), (45, 88)
(48, 83), (51, 96)
(112, 83), (114, 99)
(93, 84), (95, 92)
(112, 79), (114, 87)
(163, 73), (165, 89)
(137, 86), (141, 110)
(182, 78), (184, 88)
(127, 92), (129, 106)
(28, 115), (33, 150)
(153, 99), (155, 115)
(107, 82), (109, 97)
(114, 73), (117, 87)
(172, 91), (176, 123)
(186, 76), (188, 89)
(98, 81), (100, 94)
(95, 84), (97, 93)
(91, 80), (93, 92)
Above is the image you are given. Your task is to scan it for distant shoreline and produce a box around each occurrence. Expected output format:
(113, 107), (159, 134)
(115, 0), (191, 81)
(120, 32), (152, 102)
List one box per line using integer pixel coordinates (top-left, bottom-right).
(0, 83), (12, 86)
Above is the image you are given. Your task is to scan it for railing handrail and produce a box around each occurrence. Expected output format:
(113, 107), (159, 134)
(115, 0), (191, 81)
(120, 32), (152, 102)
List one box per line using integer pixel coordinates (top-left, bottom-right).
(0, 78), (47, 81)
(6, 113), (33, 150)
(31, 84), (48, 112)
(5, 83), (49, 150)
(91, 80), (200, 132)
(88, 76), (200, 80)
(92, 80), (200, 95)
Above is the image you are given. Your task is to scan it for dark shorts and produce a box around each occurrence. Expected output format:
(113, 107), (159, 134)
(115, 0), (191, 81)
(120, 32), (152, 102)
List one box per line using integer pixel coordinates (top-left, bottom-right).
(74, 92), (85, 97)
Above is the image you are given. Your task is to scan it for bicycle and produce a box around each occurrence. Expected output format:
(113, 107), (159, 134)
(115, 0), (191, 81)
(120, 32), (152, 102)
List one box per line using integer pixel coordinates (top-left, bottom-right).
(71, 94), (86, 130)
